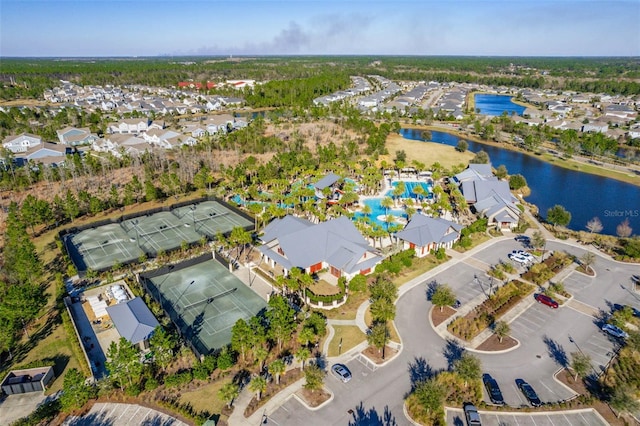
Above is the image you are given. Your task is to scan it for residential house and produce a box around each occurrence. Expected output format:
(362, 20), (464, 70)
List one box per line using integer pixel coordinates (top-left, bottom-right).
(205, 114), (235, 134)
(2, 133), (42, 153)
(56, 126), (99, 146)
(395, 215), (463, 257)
(106, 297), (159, 350)
(16, 142), (68, 167)
(107, 118), (151, 134)
(259, 215), (382, 280)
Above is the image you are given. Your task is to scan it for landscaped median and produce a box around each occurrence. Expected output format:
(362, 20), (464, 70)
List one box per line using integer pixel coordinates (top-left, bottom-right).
(447, 280), (535, 342)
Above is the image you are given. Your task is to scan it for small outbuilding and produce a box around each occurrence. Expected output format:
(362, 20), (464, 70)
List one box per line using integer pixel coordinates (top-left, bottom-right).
(106, 297), (159, 350)
(1, 366), (55, 395)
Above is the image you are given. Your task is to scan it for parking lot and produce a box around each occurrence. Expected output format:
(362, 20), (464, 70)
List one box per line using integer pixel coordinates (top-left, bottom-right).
(447, 407), (608, 425)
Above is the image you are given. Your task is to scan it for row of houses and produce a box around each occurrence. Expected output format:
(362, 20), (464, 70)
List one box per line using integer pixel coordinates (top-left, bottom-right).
(44, 80), (244, 115)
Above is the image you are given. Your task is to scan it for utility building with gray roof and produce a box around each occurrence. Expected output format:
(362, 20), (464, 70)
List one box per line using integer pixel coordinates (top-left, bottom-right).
(106, 297), (159, 349)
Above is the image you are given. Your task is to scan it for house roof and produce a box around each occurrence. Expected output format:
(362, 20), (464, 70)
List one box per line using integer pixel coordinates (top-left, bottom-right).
(106, 297), (159, 344)
(259, 215), (381, 274)
(461, 179), (511, 203)
(314, 173), (341, 190)
(395, 214), (462, 247)
(453, 164), (493, 183)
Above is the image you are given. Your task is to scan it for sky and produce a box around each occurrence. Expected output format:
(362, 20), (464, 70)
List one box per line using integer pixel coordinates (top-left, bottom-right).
(1, 0), (639, 57)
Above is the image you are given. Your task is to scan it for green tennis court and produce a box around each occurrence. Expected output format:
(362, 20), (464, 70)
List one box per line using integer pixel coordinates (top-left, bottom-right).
(144, 258), (267, 356)
(66, 199), (253, 272)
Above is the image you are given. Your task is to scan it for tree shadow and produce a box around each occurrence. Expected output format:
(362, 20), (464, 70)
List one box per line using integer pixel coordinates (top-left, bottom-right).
(140, 413), (182, 426)
(63, 410), (116, 426)
(542, 335), (568, 368)
(443, 338), (465, 370)
(233, 369), (251, 390)
(406, 356), (437, 395)
(425, 280), (439, 301)
(451, 414), (465, 426)
(313, 352), (327, 370)
(185, 311), (205, 339)
(348, 401), (397, 426)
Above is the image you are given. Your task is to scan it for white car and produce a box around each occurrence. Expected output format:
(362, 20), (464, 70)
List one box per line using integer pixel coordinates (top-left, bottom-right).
(514, 250), (534, 261)
(508, 253), (529, 264)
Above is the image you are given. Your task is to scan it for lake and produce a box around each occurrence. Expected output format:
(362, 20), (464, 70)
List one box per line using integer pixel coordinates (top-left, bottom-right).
(474, 94), (526, 116)
(399, 129), (640, 236)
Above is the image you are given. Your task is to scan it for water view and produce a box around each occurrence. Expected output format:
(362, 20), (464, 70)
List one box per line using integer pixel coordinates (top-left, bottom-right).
(399, 129), (640, 235)
(474, 94), (526, 116)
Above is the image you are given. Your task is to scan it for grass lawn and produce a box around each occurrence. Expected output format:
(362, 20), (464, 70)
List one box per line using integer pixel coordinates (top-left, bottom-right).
(363, 308), (400, 343)
(179, 379), (229, 417)
(327, 325), (366, 357)
(385, 133), (474, 170)
(453, 233), (492, 253)
(309, 280), (340, 295)
(390, 254), (449, 286)
(321, 289), (369, 320)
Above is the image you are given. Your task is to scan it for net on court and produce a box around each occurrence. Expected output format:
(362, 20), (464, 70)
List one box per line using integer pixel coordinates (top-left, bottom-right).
(121, 211), (202, 255)
(66, 199), (252, 272)
(66, 223), (145, 272)
(171, 200), (252, 239)
(145, 259), (267, 355)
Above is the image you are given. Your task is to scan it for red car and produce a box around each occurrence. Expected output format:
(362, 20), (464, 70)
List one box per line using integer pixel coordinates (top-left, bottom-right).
(535, 293), (559, 308)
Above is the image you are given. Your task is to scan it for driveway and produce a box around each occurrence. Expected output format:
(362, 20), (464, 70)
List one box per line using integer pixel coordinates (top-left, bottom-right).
(447, 407), (608, 425)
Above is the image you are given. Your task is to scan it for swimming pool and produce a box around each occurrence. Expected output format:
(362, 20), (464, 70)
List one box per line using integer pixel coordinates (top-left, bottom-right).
(385, 181), (432, 199)
(353, 198), (406, 229)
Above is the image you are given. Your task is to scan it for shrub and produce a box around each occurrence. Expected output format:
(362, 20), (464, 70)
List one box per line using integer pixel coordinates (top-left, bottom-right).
(144, 377), (159, 391)
(164, 371), (193, 388)
(348, 274), (367, 292)
(125, 383), (141, 397)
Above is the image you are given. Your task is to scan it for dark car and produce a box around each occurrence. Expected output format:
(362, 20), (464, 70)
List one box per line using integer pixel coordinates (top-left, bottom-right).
(331, 363), (352, 383)
(482, 373), (505, 405)
(463, 402), (482, 425)
(534, 293), (559, 309)
(612, 303), (640, 318)
(515, 379), (542, 407)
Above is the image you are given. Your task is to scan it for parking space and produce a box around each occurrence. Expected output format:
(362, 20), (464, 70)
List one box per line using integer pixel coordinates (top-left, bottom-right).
(562, 271), (596, 299)
(426, 262), (488, 305)
(447, 407), (608, 426)
(62, 402), (189, 425)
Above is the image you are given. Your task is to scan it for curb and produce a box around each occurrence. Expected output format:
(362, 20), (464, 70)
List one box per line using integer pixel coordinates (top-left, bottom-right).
(291, 386), (334, 411)
(551, 367), (580, 402)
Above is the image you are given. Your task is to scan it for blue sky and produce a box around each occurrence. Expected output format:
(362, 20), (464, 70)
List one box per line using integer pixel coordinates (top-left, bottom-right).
(2, 0), (639, 57)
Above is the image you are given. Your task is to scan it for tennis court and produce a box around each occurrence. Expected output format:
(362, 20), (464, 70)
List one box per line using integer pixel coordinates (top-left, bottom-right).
(171, 200), (252, 239)
(66, 223), (145, 272)
(66, 199), (253, 273)
(121, 211), (202, 255)
(144, 258), (267, 356)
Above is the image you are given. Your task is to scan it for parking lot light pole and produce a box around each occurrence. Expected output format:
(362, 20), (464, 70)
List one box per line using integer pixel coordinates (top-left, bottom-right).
(568, 334), (599, 377)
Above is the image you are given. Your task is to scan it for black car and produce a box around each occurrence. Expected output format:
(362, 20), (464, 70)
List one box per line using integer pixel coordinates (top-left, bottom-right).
(612, 303), (640, 318)
(463, 402), (482, 425)
(482, 373), (505, 405)
(515, 378), (542, 407)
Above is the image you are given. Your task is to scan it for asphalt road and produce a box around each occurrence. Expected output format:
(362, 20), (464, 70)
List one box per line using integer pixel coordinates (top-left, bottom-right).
(267, 239), (640, 425)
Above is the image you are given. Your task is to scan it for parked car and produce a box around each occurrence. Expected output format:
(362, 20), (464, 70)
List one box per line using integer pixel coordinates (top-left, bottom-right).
(602, 323), (629, 339)
(534, 293), (559, 309)
(482, 373), (505, 405)
(508, 253), (529, 264)
(515, 235), (530, 243)
(612, 303), (640, 318)
(331, 363), (352, 383)
(463, 402), (482, 425)
(515, 379), (542, 407)
(514, 250), (534, 261)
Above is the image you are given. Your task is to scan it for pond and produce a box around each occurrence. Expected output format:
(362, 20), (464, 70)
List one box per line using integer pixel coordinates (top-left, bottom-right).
(399, 129), (640, 236)
(474, 94), (526, 116)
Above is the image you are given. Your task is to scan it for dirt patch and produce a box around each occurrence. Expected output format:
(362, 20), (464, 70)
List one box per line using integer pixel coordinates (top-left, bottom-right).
(295, 388), (331, 408)
(555, 369), (627, 426)
(362, 344), (398, 364)
(575, 265), (596, 276)
(475, 334), (518, 352)
(431, 305), (456, 327)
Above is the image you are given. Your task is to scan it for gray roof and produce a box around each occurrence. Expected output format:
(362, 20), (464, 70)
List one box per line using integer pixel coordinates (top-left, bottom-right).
(106, 297), (159, 344)
(454, 164), (494, 183)
(395, 214), (462, 247)
(259, 215), (381, 274)
(313, 173), (341, 190)
(461, 179), (511, 203)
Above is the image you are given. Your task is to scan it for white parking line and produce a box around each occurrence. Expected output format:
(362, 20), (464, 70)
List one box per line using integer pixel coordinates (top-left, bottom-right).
(546, 414), (556, 426)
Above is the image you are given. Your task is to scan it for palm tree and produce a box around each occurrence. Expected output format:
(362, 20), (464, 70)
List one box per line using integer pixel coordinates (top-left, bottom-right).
(296, 347), (311, 371)
(217, 382), (240, 408)
(268, 359), (286, 385)
(249, 376), (267, 401)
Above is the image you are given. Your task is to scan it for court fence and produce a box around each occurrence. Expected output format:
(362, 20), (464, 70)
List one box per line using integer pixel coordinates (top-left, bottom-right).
(60, 196), (254, 275)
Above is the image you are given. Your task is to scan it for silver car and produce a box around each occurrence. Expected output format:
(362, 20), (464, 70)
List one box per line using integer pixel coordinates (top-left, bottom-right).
(331, 363), (352, 383)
